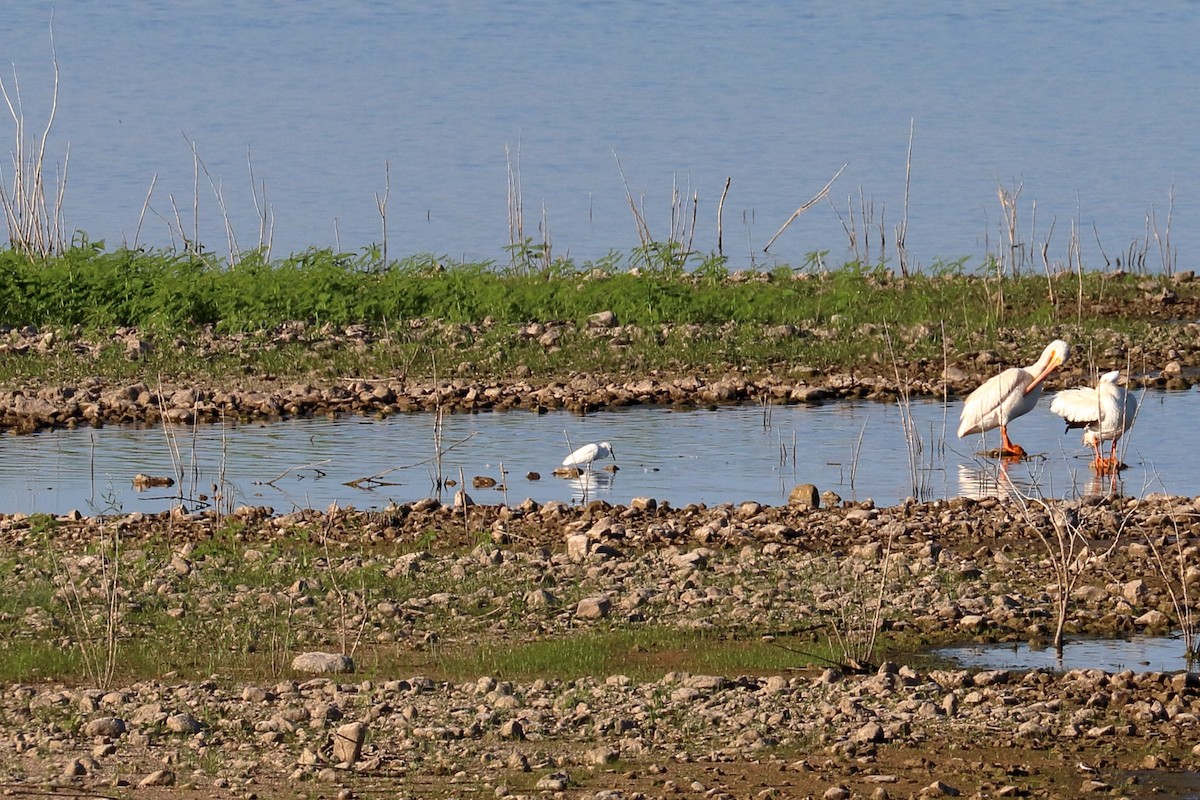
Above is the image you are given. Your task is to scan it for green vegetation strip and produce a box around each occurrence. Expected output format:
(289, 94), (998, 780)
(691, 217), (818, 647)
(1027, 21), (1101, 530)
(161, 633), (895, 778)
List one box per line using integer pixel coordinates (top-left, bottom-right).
(0, 244), (1189, 387)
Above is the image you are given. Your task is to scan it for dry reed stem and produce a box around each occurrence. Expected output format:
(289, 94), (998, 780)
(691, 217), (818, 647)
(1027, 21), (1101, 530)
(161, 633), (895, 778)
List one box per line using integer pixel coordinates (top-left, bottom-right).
(375, 159), (390, 265)
(895, 118), (914, 276)
(763, 163), (847, 253)
(716, 176), (731, 256)
(132, 172), (158, 250)
(0, 24), (68, 256)
(506, 141), (524, 257)
(612, 149), (652, 248)
(247, 146), (274, 258)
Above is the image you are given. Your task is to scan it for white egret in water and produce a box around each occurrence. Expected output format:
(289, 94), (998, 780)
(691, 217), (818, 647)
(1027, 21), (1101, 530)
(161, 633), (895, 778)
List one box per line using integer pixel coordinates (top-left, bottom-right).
(562, 441), (616, 470)
(1050, 370), (1138, 473)
(957, 339), (1070, 459)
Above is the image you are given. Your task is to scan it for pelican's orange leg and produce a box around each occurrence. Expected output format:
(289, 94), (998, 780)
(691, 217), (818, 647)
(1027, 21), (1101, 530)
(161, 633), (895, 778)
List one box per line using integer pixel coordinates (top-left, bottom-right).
(999, 425), (1026, 459)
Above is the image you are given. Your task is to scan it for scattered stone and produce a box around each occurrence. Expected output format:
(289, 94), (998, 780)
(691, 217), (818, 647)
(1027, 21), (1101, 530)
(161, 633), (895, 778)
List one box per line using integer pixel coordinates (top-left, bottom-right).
(132, 473), (175, 489)
(139, 769), (175, 787)
(575, 595), (612, 619)
(536, 772), (571, 791)
(166, 711), (203, 734)
(83, 717), (126, 738)
(789, 483), (820, 508)
(332, 721), (367, 764)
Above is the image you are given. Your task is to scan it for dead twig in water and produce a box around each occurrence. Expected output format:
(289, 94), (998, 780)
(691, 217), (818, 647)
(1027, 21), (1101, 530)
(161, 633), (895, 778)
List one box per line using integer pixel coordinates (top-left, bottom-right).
(345, 431), (479, 489)
(255, 458), (333, 488)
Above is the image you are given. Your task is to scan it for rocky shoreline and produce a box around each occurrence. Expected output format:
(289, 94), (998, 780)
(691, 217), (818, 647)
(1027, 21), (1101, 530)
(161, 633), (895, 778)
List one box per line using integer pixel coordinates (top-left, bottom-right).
(0, 321), (1196, 435)
(2, 493), (1199, 798)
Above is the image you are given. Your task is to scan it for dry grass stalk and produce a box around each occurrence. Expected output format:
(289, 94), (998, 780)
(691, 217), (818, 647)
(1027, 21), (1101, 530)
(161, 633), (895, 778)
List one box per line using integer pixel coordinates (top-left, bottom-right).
(247, 146), (274, 258)
(321, 509), (368, 658)
(612, 149), (652, 249)
(763, 162), (847, 253)
(716, 176), (731, 256)
(506, 140), (524, 256)
(895, 118), (914, 277)
(0, 30), (68, 257)
(1141, 510), (1197, 660)
(52, 525), (122, 688)
(1009, 493), (1130, 652)
(827, 536), (893, 671)
(375, 159), (390, 265)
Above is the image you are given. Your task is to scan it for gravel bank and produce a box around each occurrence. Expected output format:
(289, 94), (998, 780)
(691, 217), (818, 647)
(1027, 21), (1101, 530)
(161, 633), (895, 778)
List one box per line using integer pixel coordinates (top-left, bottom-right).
(1, 493), (1198, 798)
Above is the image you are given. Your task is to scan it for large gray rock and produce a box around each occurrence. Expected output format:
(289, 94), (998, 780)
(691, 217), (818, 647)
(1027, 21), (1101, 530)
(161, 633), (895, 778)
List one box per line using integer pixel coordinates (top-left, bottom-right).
(575, 596), (612, 620)
(291, 652), (355, 674)
(166, 711), (203, 734)
(82, 717), (126, 738)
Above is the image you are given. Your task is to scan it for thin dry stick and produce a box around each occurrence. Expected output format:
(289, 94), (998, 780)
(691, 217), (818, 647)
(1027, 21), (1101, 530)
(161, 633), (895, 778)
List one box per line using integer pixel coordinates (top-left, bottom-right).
(182, 131), (239, 263)
(375, 159), (390, 265)
(506, 140), (524, 258)
(763, 163), (848, 252)
(0, 24), (68, 256)
(258, 459), (333, 487)
(716, 176), (731, 256)
(1039, 216), (1058, 306)
(132, 172), (158, 250)
(345, 432), (478, 488)
(896, 118), (914, 276)
(849, 418), (869, 494)
(612, 149), (653, 248)
(247, 147), (274, 257)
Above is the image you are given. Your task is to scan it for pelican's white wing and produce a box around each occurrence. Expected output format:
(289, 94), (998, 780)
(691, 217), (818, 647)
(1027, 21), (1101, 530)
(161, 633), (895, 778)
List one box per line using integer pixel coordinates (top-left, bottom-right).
(957, 367), (1034, 437)
(1049, 386), (1102, 425)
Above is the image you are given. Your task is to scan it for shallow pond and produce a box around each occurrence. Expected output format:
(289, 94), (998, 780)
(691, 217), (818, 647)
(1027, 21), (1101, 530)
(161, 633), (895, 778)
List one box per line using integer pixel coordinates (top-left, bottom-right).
(3, 387), (1195, 516)
(933, 633), (1195, 675)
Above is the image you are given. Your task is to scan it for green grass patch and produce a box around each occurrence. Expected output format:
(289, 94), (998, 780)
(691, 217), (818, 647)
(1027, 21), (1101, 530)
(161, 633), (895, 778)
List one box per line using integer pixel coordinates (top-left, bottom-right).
(428, 627), (842, 682)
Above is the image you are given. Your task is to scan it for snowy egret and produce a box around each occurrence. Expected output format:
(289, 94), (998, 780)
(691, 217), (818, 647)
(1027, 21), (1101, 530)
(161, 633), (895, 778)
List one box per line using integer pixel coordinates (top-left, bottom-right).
(957, 339), (1070, 458)
(1049, 370), (1138, 473)
(562, 441), (615, 470)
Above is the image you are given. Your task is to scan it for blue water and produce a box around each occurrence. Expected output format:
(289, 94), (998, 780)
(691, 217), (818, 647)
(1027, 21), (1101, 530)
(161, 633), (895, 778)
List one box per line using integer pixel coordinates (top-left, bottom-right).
(934, 633), (1195, 674)
(5, 2), (1199, 271)
(2, 388), (1194, 516)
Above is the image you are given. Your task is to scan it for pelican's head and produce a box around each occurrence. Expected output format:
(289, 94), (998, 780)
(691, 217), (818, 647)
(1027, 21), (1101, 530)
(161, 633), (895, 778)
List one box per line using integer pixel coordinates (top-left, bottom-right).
(1041, 339), (1070, 372)
(1024, 339), (1070, 395)
(1098, 370), (1121, 385)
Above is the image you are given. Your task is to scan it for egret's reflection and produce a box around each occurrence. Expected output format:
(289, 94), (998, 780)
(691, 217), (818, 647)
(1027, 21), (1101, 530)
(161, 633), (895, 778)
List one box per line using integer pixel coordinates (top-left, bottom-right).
(562, 468), (616, 502)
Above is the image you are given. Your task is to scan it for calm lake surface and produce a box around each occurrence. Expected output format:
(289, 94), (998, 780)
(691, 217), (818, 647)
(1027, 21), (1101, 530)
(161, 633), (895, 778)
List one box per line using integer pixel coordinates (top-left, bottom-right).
(6, 2), (1200, 271)
(3, 388), (1193, 516)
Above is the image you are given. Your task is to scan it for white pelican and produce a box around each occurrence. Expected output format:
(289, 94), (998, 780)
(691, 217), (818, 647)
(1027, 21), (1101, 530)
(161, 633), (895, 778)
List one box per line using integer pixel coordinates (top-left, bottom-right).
(562, 441), (615, 470)
(1049, 370), (1138, 473)
(957, 339), (1070, 459)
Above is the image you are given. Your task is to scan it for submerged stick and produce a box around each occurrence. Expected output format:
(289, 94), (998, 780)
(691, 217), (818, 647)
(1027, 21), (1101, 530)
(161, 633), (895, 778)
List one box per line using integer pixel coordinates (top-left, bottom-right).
(346, 431), (478, 489)
(257, 459), (333, 488)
